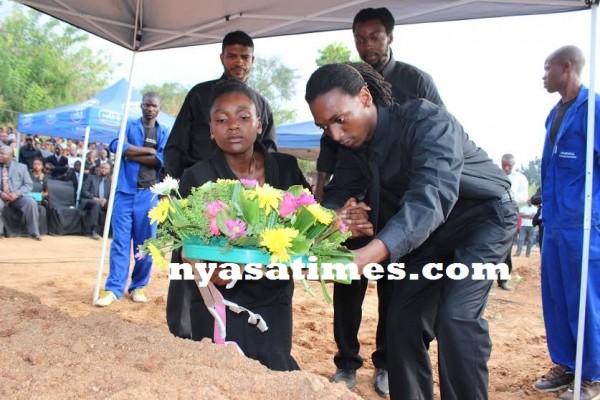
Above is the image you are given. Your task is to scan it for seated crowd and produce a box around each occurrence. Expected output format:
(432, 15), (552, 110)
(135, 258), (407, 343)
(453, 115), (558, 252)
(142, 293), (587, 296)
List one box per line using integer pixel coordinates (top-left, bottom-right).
(0, 130), (114, 240)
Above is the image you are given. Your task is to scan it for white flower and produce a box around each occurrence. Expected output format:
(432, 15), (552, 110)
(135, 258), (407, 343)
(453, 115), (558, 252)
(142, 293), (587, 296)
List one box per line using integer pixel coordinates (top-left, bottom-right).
(150, 175), (179, 196)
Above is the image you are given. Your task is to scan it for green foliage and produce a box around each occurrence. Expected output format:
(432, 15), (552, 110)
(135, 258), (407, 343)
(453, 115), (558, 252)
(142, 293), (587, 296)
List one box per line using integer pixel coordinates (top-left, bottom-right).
(140, 82), (190, 116)
(248, 56), (299, 125)
(518, 157), (541, 192)
(0, 6), (114, 124)
(315, 42), (357, 66)
(297, 159), (317, 180)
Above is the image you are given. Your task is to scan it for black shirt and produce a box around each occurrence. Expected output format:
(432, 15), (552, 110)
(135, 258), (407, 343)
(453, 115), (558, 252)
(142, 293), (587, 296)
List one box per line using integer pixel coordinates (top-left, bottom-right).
(550, 97), (576, 145)
(19, 146), (43, 171)
(137, 125), (158, 188)
(163, 75), (278, 179)
(323, 102), (510, 263)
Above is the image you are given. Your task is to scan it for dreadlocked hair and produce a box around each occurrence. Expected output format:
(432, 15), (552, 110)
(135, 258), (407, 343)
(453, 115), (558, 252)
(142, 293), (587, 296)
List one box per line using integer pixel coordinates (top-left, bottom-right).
(305, 62), (393, 107)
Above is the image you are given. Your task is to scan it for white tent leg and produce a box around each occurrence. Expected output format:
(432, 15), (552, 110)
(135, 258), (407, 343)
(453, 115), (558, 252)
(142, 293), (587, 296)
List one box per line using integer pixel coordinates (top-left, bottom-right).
(92, 50), (138, 304)
(15, 131), (21, 162)
(573, 3), (598, 400)
(75, 126), (90, 208)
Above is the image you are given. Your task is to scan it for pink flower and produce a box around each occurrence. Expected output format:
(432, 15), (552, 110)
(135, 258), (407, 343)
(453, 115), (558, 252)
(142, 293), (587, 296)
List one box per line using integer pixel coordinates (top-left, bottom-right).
(240, 178), (258, 188)
(209, 218), (221, 236)
(279, 192), (299, 217)
(295, 192), (316, 206)
(207, 200), (226, 217)
(134, 250), (146, 260)
(225, 219), (247, 240)
(340, 221), (348, 233)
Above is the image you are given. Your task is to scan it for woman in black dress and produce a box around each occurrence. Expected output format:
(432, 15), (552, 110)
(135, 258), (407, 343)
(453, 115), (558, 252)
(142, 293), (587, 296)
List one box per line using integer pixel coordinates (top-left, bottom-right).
(30, 157), (48, 205)
(166, 79), (309, 371)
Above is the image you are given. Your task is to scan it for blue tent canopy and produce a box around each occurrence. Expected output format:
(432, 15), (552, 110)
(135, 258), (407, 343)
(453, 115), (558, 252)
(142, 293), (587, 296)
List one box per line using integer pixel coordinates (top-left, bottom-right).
(276, 120), (322, 149)
(16, 78), (175, 143)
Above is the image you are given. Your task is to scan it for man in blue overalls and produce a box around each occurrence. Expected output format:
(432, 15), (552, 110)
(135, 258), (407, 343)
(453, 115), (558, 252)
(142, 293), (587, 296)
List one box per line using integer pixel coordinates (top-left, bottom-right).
(96, 92), (169, 307)
(533, 45), (600, 400)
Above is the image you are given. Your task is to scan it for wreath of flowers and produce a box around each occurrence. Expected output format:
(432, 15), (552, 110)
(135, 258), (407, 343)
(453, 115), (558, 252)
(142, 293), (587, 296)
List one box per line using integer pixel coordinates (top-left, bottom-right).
(138, 177), (354, 300)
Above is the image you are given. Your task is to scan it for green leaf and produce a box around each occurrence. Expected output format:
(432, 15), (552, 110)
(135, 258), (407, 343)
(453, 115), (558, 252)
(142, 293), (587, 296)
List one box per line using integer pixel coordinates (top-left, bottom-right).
(238, 189), (260, 226)
(292, 207), (317, 235)
(289, 236), (312, 254)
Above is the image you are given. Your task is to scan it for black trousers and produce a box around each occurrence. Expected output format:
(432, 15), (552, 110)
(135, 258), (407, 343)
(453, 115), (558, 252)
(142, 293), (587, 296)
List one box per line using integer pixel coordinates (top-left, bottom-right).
(387, 198), (517, 400)
(333, 275), (390, 370)
(79, 198), (106, 235)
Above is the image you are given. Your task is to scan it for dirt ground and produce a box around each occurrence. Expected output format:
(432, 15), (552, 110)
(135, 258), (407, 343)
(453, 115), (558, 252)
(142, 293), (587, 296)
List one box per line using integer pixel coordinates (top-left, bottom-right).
(0, 235), (558, 399)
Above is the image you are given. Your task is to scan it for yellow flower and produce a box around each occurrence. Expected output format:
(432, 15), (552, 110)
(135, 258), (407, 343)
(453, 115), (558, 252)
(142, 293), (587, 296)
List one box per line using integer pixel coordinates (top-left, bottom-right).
(306, 204), (334, 225)
(147, 243), (168, 269)
(248, 184), (282, 213)
(179, 198), (189, 208)
(260, 227), (299, 263)
(148, 198), (171, 225)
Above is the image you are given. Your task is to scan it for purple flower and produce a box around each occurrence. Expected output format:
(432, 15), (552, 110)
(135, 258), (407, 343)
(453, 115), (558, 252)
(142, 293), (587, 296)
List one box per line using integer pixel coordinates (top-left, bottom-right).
(225, 219), (247, 240)
(207, 200), (226, 217)
(279, 192), (299, 217)
(240, 178), (258, 188)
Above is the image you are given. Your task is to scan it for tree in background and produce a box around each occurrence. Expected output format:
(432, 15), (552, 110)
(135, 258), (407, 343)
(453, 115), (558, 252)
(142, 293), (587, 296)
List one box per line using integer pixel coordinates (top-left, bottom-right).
(0, 7), (114, 124)
(140, 82), (189, 116)
(315, 42), (357, 66)
(248, 56), (299, 125)
(518, 156), (541, 196)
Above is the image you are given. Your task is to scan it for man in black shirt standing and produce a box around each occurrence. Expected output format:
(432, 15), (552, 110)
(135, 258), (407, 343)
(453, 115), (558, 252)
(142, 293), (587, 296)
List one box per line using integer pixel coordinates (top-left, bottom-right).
(320, 8), (445, 395)
(19, 136), (43, 171)
(306, 63), (517, 400)
(163, 30), (277, 180)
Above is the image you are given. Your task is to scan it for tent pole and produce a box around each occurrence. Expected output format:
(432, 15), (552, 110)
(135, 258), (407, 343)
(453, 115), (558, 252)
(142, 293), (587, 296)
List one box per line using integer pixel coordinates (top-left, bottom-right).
(15, 131), (21, 162)
(76, 126), (90, 207)
(92, 51), (138, 304)
(573, 3), (598, 400)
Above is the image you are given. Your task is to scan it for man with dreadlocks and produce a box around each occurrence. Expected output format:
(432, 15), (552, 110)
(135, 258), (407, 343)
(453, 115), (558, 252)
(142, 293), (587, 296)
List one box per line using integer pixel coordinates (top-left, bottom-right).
(314, 9), (445, 395)
(306, 62), (517, 400)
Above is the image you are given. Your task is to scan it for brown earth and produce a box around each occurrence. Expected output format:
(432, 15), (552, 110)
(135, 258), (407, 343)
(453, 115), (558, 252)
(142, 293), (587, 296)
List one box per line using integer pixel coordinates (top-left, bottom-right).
(0, 236), (557, 399)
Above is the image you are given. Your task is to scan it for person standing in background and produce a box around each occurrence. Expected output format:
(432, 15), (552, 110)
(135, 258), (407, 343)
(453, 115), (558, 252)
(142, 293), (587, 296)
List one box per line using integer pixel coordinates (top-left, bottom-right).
(532, 45), (600, 400)
(95, 92), (169, 307)
(497, 153), (529, 290)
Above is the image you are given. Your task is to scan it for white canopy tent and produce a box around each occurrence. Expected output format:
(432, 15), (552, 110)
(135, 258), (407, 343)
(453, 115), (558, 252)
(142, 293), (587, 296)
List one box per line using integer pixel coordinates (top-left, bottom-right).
(13, 1), (591, 52)
(13, 1), (598, 397)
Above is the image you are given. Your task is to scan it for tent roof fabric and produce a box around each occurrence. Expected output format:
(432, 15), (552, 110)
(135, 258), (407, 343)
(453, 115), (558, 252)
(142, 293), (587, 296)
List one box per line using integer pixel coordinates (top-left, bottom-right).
(15, 0), (589, 52)
(277, 120), (321, 149)
(17, 78), (175, 142)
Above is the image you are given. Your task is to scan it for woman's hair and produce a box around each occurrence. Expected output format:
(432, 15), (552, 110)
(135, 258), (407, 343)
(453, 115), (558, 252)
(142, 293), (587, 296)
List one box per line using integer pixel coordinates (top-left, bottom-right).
(305, 62), (393, 107)
(210, 79), (259, 113)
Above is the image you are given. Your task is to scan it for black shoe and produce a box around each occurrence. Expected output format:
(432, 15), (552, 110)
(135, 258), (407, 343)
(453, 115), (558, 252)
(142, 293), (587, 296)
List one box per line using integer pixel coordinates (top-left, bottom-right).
(498, 281), (511, 290)
(533, 365), (574, 392)
(90, 232), (101, 240)
(374, 368), (389, 396)
(333, 368), (356, 390)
